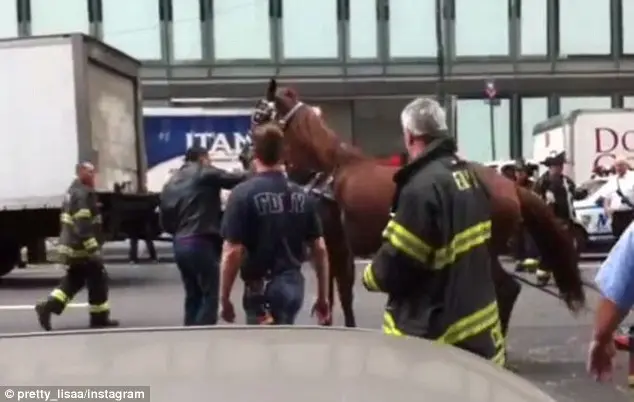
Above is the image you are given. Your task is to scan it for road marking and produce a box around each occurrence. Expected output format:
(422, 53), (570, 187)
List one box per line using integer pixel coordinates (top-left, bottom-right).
(0, 303), (88, 311)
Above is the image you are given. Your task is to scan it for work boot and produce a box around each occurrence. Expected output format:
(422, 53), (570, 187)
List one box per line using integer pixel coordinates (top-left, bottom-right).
(523, 259), (539, 274)
(90, 312), (120, 329)
(34, 302), (52, 331)
(535, 269), (551, 287)
(514, 261), (525, 273)
(34, 297), (65, 331)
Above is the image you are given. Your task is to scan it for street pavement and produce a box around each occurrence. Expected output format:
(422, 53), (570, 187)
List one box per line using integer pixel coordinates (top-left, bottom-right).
(0, 254), (629, 401)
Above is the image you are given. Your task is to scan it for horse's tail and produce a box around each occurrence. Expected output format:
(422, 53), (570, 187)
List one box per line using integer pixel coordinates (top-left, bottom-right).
(517, 186), (586, 312)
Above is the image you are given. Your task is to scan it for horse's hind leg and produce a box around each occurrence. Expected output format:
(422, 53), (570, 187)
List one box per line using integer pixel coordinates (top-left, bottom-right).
(335, 246), (356, 328)
(491, 254), (521, 336)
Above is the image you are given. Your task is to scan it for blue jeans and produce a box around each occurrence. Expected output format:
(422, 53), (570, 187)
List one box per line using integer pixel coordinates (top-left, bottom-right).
(266, 270), (305, 325)
(173, 237), (220, 326)
(243, 270), (305, 325)
(242, 280), (269, 325)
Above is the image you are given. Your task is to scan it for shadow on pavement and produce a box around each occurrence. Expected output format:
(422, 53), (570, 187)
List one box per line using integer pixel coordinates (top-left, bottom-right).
(0, 276), (151, 289)
(509, 354), (628, 401)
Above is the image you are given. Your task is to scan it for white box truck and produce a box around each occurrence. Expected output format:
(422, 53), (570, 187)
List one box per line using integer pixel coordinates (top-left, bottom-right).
(533, 109), (634, 183)
(0, 34), (159, 276)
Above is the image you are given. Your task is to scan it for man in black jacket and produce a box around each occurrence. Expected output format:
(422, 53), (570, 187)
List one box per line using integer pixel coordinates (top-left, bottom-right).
(534, 151), (578, 285)
(160, 146), (245, 326)
(362, 98), (504, 365)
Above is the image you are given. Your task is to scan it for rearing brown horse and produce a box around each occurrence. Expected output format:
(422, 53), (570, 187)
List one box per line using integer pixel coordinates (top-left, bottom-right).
(252, 79), (586, 334)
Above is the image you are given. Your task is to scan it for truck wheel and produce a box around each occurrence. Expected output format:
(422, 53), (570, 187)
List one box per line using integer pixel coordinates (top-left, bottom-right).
(0, 243), (20, 277)
(571, 224), (587, 255)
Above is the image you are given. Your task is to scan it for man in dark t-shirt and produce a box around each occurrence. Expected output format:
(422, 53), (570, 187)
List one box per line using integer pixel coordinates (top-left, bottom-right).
(219, 124), (330, 325)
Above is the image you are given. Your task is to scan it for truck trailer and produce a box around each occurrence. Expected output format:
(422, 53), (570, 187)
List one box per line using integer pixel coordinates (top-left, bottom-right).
(0, 33), (158, 277)
(533, 108), (634, 183)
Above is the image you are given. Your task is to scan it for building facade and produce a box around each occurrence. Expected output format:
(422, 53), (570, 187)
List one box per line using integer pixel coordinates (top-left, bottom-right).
(2, 0), (634, 161)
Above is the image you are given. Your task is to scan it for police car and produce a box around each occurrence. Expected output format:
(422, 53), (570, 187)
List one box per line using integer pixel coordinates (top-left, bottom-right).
(573, 177), (614, 246)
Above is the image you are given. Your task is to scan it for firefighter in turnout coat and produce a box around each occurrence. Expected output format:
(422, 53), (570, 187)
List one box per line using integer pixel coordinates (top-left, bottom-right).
(35, 162), (118, 330)
(362, 98), (505, 365)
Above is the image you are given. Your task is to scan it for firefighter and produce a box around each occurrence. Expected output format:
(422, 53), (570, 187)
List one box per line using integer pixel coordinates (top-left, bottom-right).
(362, 97), (505, 366)
(534, 150), (577, 286)
(35, 162), (118, 331)
(513, 159), (539, 273)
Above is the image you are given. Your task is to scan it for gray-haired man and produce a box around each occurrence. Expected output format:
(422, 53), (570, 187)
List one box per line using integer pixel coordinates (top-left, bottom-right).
(362, 98), (505, 365)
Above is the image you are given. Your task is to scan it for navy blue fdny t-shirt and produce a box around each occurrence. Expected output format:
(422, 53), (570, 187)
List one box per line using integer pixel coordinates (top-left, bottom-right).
(220, 171), (323, 279)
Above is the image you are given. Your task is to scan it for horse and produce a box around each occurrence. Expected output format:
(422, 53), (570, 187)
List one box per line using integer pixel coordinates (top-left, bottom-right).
(248, 79), (586, 336)
(238, 143), (357, 327)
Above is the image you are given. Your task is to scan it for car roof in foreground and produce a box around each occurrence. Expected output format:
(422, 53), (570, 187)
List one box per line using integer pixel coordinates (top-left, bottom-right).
(0, 326), (558, 402)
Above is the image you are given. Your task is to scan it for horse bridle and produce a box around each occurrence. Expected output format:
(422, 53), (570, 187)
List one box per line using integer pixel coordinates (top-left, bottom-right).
(243, 100), (307, 169)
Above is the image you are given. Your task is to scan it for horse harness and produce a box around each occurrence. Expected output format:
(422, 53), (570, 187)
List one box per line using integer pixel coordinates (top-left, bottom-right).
(302, 172), (336, 202)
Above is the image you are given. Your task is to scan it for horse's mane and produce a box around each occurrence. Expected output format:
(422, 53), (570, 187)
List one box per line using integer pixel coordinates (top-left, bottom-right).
(289, 104), (367, 172)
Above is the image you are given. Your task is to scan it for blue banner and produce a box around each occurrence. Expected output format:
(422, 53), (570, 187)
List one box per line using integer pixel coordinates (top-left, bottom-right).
(144, 112), (251, 192)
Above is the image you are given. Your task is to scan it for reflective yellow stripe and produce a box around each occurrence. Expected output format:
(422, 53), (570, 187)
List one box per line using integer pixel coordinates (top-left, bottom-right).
(92, 214), (102, 224)
(89, 302), (109, 313)
(57, 245), (96, 258)
(433, 220), (492, 269)
(50, 288), (68, 303)
(83, 238), (99, 250)
(382, 220), (432, 264)
(436, 301), (498, 345)
(382, 312), (404, 336)
(73, 208), (92, 219)
(491, 347), (506, 366)
(60, 213), (74, 225)
(362, 264), (380, 291)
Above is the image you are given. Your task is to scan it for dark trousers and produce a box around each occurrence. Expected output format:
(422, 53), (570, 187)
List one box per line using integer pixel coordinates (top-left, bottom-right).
(129, 237), (157, 262)
(514, 228), (538, 261)
(47, 259), (110, 321)
(173, 237), (220, 326)
(612, 210), (634, 239)
(243, 270), (305, 325)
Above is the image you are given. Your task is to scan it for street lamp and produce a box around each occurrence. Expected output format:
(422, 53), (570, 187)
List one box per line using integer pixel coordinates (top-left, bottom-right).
(484, 80), (500, 160)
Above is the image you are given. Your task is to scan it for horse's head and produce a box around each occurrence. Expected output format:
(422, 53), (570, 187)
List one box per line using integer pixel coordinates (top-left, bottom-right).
(249, 78), (339, 173)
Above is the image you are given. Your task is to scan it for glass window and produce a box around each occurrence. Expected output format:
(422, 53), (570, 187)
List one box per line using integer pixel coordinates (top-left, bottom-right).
(521, 98), (548, 159)
(348, 0), (378, 59)
(624, 96), (634, 108)
(172, 0), (202, 60)
(559, 96), (611, 114)
(455, 0), (509, 56)
(0, 0), (19, 38)
(456, 99), (510, 162)
(353, 98), (407, 156)
(281, 0), (338, 59)
(102, 0), (162, 60)
(623, 1), (634, 54)
(31, 0), (89, 35)
(559, 0), (610, 55)
(388, 0), (436, 58)
(520, 0), (547, 56)
(213, 0), (271, 60)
